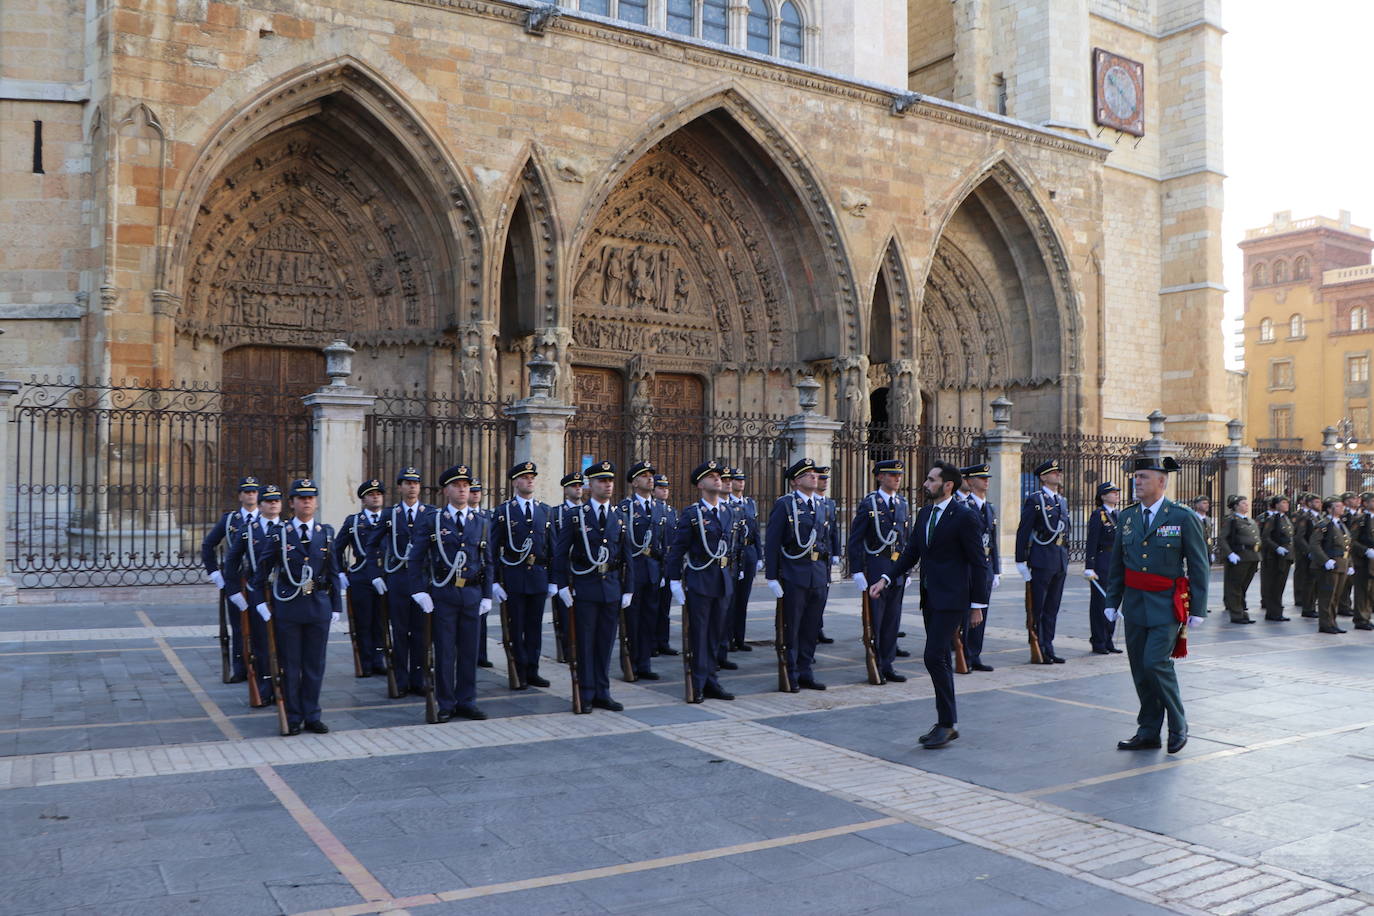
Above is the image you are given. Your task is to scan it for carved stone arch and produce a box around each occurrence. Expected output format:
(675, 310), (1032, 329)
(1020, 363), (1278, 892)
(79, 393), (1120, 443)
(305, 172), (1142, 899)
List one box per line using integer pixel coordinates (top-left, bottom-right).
(494, 148), (562, 334)
(167, 58), (484, 344)
(871, 235), (918, 425)
(566, 86), (860, 367)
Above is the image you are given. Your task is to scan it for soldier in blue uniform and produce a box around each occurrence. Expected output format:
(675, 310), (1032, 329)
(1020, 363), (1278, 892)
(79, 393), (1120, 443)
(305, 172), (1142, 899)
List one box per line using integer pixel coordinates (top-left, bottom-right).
(848, 459), (910, 682)
(469, 480), (495, 668)
(225, 483), (283, 704)
(764, 458), (833, 691)
(491, 461), (556, 688)
(619, 460), (670, 681)
(1015, 459), (1071, 663)
(956, 463), (1001, 672)
(337, 479), (388, 676)
(724, 467), (761, 654)
(408, 464), (496, 722)
(247, 479), (342, 735)
(1082, 481), (1122, 654)
(653, 473), (681, 658)
(814, 467), (842, 644)
(667, 460), (739, 702)
(553, 460), (636, 712)
(1103, 456), (1209, 754)
(201, 476), (262, 682)
(377, 467), (432, 696)
(550, 471), (585, 664)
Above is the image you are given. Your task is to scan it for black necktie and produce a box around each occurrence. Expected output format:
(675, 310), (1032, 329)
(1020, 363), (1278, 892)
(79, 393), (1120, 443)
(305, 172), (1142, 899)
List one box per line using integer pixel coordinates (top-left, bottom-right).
(406, 507), (414, 527)
(299, 523), (310, 546)
(710, 506), (719, 524)
(1144, 508), (1153, 531)
(597, 505), (606, 529)
(524, 502), (533, 525)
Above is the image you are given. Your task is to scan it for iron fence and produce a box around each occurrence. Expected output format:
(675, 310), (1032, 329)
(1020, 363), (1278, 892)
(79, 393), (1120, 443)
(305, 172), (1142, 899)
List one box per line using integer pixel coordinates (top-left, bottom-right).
(1253, 448), (1325, 504)
(364, 392), (516, 505)
(10, 378), (313, 588)
(1346, 458), (1374, 496)
(1020, 433), (1141, 562)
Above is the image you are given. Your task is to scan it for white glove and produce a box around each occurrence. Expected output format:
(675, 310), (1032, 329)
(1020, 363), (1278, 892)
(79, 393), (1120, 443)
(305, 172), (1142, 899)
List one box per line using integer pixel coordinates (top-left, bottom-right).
(479, 598), (492, 615)
(331, 611), (341, 625)
(413, 592), (435, 614)
(620, 593), (633, 609)
(228, 592), (248, 612)
(1349, 567), (1357, 577)
(1103, 607), (1119, 623)
(659, 578), (666, 587)
(1016, 562), (1032, 582)
(337, 573), (349, 592)
(852, 573), (867, 591)
(1275, 547), (1288, 556)
(372, 577), (387, 595)
(492, 583), (508, 603)
(1083, 569), (1099, 581)
(558, 587), (573, 605)
(905, 576), (913, 587)
(1366, 548), (1374, 559)
(1187, 615), (1204, 629)
(756, 560), (764, 571)
(1227, 552), (1240, 565)
(670, 581), (686, 605)
(1325, 559), (1337, 570)
(991, 574), (1001, 590)
(547, 584), (558, 598)
(208, 570), (225, 590)
(831, 556), (841, 567)
(256, 603), (272, 622)
(766, 579), (784, 599)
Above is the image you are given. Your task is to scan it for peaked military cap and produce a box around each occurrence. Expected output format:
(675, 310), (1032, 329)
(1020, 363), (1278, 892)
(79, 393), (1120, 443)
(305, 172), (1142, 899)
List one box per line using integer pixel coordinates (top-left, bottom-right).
(731, 468), (747, 481)
(816, 466), (831, 479)
(1131, 456), (1181, 474)
(290, 478), (318, 497)
(653, 474), (670, 488)
(691, 460), (724, 484)
(584, 460), (616, 480)
(1033, 459), (1061, 477)
(509, 461), (538, 480)
(1225, 493), (1247, 509)
(1361, 492), (1374, 501)
(626, 460), (655, 483)
(439, 464), (473, 487)
(784, 458), (817, 481)
(357, 478), (384, 498)
(959, 463), (989, 479)
(718, 466), (736, 481)
(1341, 491), (1357, 501)
(396, 466), (422, 483)
(470, 479), (483, 492)
(260, 483), (283, 501)
(1323, 495), (1342, 509)
(1096, 481), (1120, 497)
(1268, 494), (1289, 508)
(560, 471), (584, 488)
(237, 476), (262, 492)
(873, 459), (906, 475)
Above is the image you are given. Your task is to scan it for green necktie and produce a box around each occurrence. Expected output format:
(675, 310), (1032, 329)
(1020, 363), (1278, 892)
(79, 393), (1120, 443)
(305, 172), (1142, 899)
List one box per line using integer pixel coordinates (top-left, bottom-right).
(927, 505), (941, 541)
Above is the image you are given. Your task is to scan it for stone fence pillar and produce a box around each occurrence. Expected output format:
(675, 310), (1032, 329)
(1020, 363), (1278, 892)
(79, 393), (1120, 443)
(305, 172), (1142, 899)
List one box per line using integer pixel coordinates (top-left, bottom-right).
(982, 397), (1027, 561)
(1219, 418), (1255, 508)
(0, 378), (22, 603)
(781, 375), (841, 468)
(1321, 427), (1349, 496)
(303, 341), (375, 526)
(505, 357), (576, 505)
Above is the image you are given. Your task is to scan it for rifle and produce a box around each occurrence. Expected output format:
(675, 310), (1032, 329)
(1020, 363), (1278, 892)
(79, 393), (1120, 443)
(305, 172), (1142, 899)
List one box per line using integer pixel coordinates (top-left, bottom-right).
(262, 604), (289, 736)
(550, 596), (566, 663)
(240, 599), (265, 708)
(617, 602), (636, 682)
(498, 597), (525, 690)
(952, 618), (969, 675)
(774, 596), (795, 692)
(377, 591), (401, 698)
(345, 589), (365, 678)
(422, 612), (439, 724)
(1024, 581), (1044, 664)
(859, 590), (884, 685)
(217, 589), (232, 683)
(564, 594), (585, 714)
(680, 590), (696, 702)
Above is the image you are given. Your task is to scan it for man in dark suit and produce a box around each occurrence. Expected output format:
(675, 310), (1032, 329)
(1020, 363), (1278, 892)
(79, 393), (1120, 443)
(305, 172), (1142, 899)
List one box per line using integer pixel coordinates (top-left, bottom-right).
(492, 461), (557, 688)
(869, 461), (989, 749)
(550, 471), (585, 663)
(848, 458), (910, 682)
(957, 463), (1001, 672)
(1083, 481), (1122, 654)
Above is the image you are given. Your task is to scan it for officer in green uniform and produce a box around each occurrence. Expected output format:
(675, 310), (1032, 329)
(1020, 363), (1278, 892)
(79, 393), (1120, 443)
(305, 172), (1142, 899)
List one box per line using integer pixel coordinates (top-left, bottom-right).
(1312, 496), (1355, 634)
(1352, 493), (1374, 631)
(1291, 493), (1318, 618)
(1339, 491), (1362, 618)
(1217, 495), (1260, 623)
(1259, 495), (1294, 621)
(1103, 456), (1209, 755)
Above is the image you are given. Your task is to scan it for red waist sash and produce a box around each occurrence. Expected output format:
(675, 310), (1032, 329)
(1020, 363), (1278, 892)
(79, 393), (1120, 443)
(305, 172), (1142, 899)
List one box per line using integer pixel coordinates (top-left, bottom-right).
(1123, 568), (1191, 658)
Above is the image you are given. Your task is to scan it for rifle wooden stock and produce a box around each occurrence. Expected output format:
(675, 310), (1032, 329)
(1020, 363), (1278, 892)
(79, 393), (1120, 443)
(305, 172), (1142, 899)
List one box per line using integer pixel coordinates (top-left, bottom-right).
(952, 619), (969, 675)
(551, 597), (566, 664)
(860, 591), (884, 685)
(617, 603), (636, 682)
(217, 590), (232, 683)
(680, 592), (695, 703)
(345, 589), (365, 678)
(422, 612), (439, 724)
(1024, 581), (1044, 664)
(377, 592), (401, 699)
(774, 596), (795, 692)
(241, 604), (264, 708)
(262, 606), (289, 736)
(564, 595), (585, 714)
(498, 598), (525, 690)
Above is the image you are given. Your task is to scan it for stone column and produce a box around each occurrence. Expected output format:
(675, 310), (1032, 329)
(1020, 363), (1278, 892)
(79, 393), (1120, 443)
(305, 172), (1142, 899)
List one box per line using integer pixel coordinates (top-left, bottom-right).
(0, 378), (23, 603)
(982, 397), (1028, 561)
(303, 341), (376, 527)
(505, 357), (577, 505)
(1321, 426), (1349, 496)
(781, 376), (841, 467)
(1219, 418), (1256, 507)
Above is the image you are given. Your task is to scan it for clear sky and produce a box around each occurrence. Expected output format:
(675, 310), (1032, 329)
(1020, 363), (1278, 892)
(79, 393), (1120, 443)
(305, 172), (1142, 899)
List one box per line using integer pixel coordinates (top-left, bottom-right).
(1222, 1), (1374, 368)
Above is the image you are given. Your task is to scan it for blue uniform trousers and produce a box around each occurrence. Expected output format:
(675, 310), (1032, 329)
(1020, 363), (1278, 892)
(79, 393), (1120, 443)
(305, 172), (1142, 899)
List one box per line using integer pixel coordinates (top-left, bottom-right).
(385, 571), (421, 692)
(656, 583), (672, 650)
(574, 600), (619, 704)
(686, 591), (726, 691)
(274, 609), (329, 727)
(433, 586), (482, 710)
(961, 572), (992, 665)
(504, 592), (547, 677)
(923, 607), (962, 727)
(244, 606), (273, 701)
(873, 580), (904, 671)
(478, 614), (490, 665)
(347, 574), (386, 672)
(221, 588), (248, 680)
(781, 583), (824, 682)
(1088, 582), (1118, 652)
(627, 580), (660, 675)
(727, 570), (755, 651)
(1030, 568), (1066, 658)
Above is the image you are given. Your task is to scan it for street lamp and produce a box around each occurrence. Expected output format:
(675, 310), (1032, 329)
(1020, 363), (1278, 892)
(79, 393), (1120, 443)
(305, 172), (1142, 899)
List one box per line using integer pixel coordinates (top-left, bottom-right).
(1331, 416), (1358, 451)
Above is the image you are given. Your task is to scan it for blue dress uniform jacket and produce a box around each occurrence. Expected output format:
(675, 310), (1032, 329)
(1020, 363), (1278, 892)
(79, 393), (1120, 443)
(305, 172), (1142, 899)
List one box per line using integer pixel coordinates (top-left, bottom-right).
(493, 497), (555, 679)
(620, 494), (671, 675)
(338, 509), (387, 673)
(1084, 505), (1120, 652)
(959, 493), (1000, 666)
(1103, 499), (1209, 741)
(724, 496), (760, 653)
(406, 505), (496, 711)
(224, 517), (278, 698)
(377, 501), (431, 693)
(666, 500), (739, 693)
(201, 508), (255, 680)
(764, 493), (833, 683)
(656, 499), (679, 651)
(848, 491), (910, 673)
(553, 500), (638, 704)
(1015, 488), (1071, 659)
(247, 520), (342, 728)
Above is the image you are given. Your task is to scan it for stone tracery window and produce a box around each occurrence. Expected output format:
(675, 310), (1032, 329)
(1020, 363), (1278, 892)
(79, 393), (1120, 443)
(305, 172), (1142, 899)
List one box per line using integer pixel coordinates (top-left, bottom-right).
(666, 0), (693, 34)
(580, 0), (610, 14)
(779, 1), (804, 61)
(617, 0), (648, 24)
(747, 0), (772, 53)
(701, 0), (728, 43)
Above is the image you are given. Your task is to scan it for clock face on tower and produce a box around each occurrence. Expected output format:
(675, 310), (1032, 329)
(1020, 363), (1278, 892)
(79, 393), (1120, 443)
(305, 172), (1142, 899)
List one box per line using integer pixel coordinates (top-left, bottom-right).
(1093, 48), (1145, 136)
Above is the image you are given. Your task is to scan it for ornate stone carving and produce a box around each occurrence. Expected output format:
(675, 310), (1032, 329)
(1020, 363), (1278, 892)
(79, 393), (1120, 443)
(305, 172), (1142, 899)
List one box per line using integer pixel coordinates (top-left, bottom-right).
(920, 240), (1016, 391)
(832, 355), (871, 425)
(887, 359), (919, 426)
(840, 188), (871, 217)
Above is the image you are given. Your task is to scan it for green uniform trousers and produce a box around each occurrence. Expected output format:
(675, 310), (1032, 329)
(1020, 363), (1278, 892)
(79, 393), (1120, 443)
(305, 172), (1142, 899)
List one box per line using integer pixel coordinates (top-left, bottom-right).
(1223, 560), (1258, 621)
(1125, 619), (1186, 739)
(1317, 570), (1349, 630)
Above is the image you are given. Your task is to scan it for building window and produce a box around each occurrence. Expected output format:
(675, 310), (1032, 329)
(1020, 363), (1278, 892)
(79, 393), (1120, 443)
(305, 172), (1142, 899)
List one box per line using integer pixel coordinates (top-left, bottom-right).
(1295, 255), (1310, 280)
(617, 0), (648, 24)
(1253, 263), (1267, 286)
(1269, 359), (1295, 390)
(779, 0), (804, 62)
(1259, 318), (1274, 342)
(702, 0), (728, 42)
(581, 0), (610, 14)
(1273, 260), (1289, 283)
(666, 0), (693, 34)
(746, 0), (771, 53)
(1355, 409), (1372, 442)
(1352, 305), (1369, 331)
(1288, 314), (1304, 338)
(1349, 354), (1370, 384)
(1271, 406), (1294, 439)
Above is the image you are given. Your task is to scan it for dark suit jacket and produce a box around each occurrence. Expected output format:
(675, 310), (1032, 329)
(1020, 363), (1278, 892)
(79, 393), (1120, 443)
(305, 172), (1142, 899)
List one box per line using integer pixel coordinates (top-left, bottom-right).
(884, 499), (990, 611)
(225, 518), (277, 596)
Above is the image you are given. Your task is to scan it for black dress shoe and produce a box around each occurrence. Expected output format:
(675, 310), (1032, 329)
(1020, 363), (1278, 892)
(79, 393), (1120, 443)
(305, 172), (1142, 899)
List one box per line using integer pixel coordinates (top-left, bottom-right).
(1108, 647), (1123, 654)
(1167, 732), (1188, 754)
(897, 631), (907, 638)
(734, 643), (753, 652)
(881, 671), (907, 683)
(1356, 623), (1374, 631)
(527, 673), (551, 687)
(436, 711), (453, 723)
(703, 683), (735, 701)
(1092, 648), (1111, 655)
(1051, 656), (1066, 664)
(410, 686), (428, 698)
(228, 674), (247, 684)
(1265, 615), (1290, 622)
(1319, 626), (1347, 634)
(718, 659), (739, 671)
(1301, 611), (1319, 618)
(798, 677), (826, 691)
(920, 726), (958, 749)
(591, 697), (625, 712)
(573, 704), (592, 714)
(970, 663), (994, 672)
(1230, 618), (1255, 625)
(817, 633), (834, 644)
(1339, 610), (1354, 617)
(658, 646), (679, 656)
(287, 724), (303, 736)
(453, 703), (488, 720)
(478, 659), (495, 668)
(303, 720), (329, 734)
(895, 648), (911, 658)
(688, 691), (704, 704)
(1117, 735), (1162, 750)
(636, 671), (662, 681)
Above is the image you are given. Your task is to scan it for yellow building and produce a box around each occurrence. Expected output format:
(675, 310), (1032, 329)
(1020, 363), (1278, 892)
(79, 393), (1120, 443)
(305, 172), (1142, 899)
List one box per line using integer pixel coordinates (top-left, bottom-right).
(1241, 211), (1374, 450)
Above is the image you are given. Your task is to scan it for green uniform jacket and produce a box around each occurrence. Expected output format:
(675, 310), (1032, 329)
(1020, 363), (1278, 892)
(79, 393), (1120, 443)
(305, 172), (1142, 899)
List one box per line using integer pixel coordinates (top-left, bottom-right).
(1260, 511), (1294, 559)
(1291, 510), (1314, 564)
(1309, 516), (1353, 571)
(1104, 499), (1210, 627)
(1217, 514), (1261, 562)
